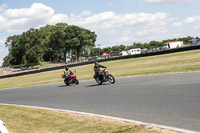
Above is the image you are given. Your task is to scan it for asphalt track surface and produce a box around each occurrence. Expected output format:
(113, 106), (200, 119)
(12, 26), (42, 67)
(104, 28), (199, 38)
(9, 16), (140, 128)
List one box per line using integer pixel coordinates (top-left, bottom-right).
(0, 72), (200, 132)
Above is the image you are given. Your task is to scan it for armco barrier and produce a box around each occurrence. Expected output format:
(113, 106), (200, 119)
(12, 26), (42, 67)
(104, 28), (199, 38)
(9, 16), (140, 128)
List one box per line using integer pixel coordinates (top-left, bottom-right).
(1, 45), (200, 79)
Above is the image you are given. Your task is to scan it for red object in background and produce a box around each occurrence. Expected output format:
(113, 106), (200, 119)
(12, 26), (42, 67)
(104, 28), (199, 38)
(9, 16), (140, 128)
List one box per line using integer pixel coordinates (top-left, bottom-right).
(101, 53), (110, 56)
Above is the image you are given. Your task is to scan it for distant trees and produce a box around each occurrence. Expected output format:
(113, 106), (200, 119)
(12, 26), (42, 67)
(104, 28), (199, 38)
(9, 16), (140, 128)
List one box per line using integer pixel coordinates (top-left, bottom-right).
(161, 36), (194, 44)
(3, 23), (96, 67)
(149, 41), (162, 50)
(2, 22), (198, 67)
(98, 36), (198, 56)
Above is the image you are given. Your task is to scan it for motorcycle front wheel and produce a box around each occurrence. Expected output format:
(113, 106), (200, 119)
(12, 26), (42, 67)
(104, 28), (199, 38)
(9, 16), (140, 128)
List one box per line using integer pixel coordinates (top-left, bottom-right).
(108, 75), (115, 84)
(75, 79), (79, 85)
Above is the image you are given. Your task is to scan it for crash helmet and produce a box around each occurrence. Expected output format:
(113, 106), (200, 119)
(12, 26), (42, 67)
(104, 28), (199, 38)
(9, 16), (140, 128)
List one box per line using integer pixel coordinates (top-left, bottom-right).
(94, 61), (98, 66)
(65, 66), (69, 71)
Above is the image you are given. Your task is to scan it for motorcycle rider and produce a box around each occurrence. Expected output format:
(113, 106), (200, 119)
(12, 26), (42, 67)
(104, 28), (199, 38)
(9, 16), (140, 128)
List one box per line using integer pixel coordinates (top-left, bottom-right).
(94, 61), (106, 80)
(64, 66), (73, 79)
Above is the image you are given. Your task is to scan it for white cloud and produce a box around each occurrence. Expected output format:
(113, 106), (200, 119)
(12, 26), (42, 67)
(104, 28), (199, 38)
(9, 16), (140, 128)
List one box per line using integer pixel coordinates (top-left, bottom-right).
(110, 25), (168, 45)
(183, 16), (200, 23)
(136, 26), (168, 36)
(0, 37), (6, 45)
(111, 37), (131, 44)
(0, 15), (7, 30)
(146, 0), (190, 5)
(0, 4), (7, 12)
(1, 2), (192, 46)
(74, 12), (168, 31)
(0, 3), (168, 36)
(80, 11), (93, 16)
(4, 3), (54, 19)
(0, 3), (54, 32)
(0, 58), (3, 66)
(0, 45), (8, 66)
(49, 13), (69, 24)
(194, 25), (200, 30)
(172, 22), (182, 27)
(0, 48), (7, 54)
(64, 11), (168, 44)
(3, 3), (169, 45)
(172, 15), (200, 27)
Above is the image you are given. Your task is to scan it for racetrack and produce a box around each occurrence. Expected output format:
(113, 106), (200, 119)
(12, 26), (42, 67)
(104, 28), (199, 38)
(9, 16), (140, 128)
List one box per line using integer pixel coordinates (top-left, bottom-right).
(0, 72), (200, 132)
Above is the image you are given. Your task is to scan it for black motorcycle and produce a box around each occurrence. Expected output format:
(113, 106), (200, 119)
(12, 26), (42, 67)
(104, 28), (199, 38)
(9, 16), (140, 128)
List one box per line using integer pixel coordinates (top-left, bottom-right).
(94, 68), (115, 85)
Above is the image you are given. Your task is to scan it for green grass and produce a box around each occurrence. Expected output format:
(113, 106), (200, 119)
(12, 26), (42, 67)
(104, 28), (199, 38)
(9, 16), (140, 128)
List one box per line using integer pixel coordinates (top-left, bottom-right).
(0, 105), (171, 133)
(1, 50), (194, 133)
(1, 49), (200, 89)
(39, 62), (65, 68)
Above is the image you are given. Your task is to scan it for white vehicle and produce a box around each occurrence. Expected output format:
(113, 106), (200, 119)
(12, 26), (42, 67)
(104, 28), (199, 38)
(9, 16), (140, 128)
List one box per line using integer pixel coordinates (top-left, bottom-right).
(0, 120), (9, 133)
(127, 48), (141, 55)
(120, 51), (128, 56)
(163, 41), (183, 49)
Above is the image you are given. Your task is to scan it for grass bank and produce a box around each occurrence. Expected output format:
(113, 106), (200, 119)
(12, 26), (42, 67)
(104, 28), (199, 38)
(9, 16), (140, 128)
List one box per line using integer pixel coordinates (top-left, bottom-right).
(0, 50), (200, 89)
(0, 105), (177, 133)
(1, 49), (200, 89)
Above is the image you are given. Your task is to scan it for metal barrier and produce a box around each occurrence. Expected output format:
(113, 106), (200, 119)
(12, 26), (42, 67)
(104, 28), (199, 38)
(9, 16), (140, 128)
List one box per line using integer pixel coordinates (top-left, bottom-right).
(1, 45), (200, 79)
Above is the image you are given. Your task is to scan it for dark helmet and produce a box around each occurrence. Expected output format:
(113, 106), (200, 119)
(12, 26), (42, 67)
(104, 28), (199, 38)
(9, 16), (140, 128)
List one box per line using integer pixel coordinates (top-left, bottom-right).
(65, 66), (69, 71)
(94, 61), (98, 66)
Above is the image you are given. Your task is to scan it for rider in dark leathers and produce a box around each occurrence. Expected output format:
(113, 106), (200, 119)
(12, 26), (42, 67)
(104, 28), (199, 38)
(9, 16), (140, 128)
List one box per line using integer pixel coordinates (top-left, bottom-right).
(94, 61), (106, 80)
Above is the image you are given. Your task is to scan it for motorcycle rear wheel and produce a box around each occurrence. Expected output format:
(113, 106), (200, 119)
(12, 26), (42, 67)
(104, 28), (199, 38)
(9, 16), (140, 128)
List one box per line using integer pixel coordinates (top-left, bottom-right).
(64, 79), (70, 86)
(108, 75), (115, 84)
(95, 77), (102, 85)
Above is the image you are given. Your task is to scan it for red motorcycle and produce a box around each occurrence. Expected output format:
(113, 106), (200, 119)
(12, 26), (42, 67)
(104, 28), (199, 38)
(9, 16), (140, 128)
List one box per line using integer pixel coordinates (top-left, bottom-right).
(61, 71), (79, 86)
(94, 68), (115, 85)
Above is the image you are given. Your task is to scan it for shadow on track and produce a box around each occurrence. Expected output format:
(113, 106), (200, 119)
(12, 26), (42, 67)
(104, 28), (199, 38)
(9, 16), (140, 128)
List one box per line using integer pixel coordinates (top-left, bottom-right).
(86, 83), (111, 87)
(58, 85), (67, 87)
(58, 84), (78, 87)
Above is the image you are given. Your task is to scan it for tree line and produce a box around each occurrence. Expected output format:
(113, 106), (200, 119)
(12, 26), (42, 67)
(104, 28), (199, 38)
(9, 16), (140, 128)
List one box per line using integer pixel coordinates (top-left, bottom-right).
(2, 22), (198, 67)
(3, 23), (97, 67)
(92, 36), (198, 56)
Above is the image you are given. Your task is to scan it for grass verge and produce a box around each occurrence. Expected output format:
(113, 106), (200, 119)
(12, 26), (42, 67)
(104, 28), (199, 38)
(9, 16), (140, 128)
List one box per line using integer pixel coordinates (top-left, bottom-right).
(1, 49), (200, 89)
(0, 105), (177, 133)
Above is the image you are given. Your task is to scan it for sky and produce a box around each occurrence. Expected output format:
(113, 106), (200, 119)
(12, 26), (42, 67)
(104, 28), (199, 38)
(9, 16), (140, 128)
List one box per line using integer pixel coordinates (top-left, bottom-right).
(0, 0), (200, 66)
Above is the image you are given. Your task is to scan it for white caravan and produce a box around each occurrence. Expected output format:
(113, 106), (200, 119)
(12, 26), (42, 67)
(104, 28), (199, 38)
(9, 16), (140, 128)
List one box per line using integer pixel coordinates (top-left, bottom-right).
(127, 48), (141, 55)
(163, 41), (183, 49)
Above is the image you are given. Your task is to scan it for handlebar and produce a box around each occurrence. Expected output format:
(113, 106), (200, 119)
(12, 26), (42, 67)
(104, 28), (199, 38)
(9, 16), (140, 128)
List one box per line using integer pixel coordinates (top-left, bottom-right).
(103, 68), (107, 71)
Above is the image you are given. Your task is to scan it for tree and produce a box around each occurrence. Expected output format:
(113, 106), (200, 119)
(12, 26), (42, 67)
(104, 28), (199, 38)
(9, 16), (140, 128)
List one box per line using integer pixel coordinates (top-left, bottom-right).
(50, 23), (69, 62)
(102, 47), (112, 55)
(3, 23), (97, 66)
(4, 35), (24, 66)
(89, 47), (99, 57)
(65, 25), (97, 62)
(4, 27), (48, 66)
(39, 24), (55, 62)
(143, 43), (150, 49)
(118, 45), (127, 52)
(149, 41), (162, 50)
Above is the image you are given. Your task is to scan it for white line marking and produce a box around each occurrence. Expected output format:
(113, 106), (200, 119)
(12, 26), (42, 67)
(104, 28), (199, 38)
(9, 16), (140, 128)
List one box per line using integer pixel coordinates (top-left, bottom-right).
(0, 103), (199, 133)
